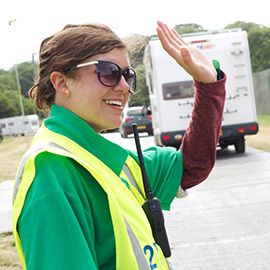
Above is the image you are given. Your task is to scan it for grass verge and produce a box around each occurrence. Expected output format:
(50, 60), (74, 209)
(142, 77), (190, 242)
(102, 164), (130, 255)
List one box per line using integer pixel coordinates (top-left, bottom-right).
(0, 232), (21, 270)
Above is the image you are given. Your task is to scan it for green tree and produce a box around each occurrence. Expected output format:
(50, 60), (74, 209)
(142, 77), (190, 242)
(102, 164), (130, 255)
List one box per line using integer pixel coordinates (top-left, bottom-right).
(10, 62), (37, 97)
(174, 23), (204, 35)
(129, 64), (150, 107)
(122, 35), (150, 106)
(0, 91), (18, 118)
(1, 90), (36, 118)
(225, 21), (263, 33)
(0, 70), (17, 92)
(248, 27), (270, 72)
(23, 97), (36, 115)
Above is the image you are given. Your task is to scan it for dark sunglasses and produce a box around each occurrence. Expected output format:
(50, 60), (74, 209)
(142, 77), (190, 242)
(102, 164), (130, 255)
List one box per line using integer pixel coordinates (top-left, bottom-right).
(75, 60), (136, 93)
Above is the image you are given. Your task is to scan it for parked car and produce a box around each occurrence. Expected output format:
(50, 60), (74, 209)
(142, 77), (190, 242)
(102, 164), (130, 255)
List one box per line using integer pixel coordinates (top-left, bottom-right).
(120, 106), (153, 138)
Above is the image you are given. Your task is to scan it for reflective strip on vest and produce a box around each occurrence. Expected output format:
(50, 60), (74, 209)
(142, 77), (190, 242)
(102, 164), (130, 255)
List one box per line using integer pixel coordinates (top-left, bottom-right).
(123, 217), (151, 270)
(123, 216), (174, 270)
(166, 259), (173, 270)
(13, 142), (66, 204)
(13, 138), (171, 270)
(122, 164), (141, 195)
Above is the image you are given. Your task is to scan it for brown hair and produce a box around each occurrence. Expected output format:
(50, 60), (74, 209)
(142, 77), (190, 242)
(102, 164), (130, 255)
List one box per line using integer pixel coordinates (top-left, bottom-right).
(29, 23), (126, 115)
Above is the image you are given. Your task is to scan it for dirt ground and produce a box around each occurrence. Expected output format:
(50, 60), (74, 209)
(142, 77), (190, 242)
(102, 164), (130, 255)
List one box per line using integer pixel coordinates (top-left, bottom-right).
(0, 121), (269, 269)
(0, 135), (33, 183)
(0, 232), (21, 270)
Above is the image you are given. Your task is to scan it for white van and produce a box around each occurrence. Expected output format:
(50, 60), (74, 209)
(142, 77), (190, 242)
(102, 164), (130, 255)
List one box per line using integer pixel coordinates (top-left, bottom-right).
(0, 114), (39, 136)
(144, 29), (258, 153)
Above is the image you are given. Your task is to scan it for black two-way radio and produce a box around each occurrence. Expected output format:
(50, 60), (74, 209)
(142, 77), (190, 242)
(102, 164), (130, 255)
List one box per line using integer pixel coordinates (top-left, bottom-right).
(132, 124), (171, 258)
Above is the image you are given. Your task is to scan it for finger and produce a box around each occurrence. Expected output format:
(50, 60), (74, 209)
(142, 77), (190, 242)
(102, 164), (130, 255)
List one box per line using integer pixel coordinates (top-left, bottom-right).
(160, 22), (181, 48)
(156, 25), (169, 49)
(157, 21), (182, 51)
(156, 27), (177, 52)
(159, 22), (189, 54)
(156, 22), (174, 51)
(171, 29), (189, 46)
(156, 26), (176, 57)
(157, 21), (172, 45)
(180, 47), (192, 64)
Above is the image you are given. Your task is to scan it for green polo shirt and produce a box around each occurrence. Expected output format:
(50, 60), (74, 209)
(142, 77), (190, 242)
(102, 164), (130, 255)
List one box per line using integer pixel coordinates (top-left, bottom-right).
(18, 105), (182, 269)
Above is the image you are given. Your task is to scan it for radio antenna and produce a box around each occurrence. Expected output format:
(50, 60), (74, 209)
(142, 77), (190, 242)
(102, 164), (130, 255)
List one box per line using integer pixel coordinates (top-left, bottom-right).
(132, 124), (153, 200)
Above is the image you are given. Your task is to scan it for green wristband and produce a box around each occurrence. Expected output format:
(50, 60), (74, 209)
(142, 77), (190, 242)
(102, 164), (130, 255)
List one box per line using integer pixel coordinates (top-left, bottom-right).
(212, 59), (222, 80)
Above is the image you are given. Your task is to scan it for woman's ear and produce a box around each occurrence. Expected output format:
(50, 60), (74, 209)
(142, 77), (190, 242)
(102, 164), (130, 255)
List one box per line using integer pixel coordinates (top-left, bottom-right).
(50, 71), (71, 97)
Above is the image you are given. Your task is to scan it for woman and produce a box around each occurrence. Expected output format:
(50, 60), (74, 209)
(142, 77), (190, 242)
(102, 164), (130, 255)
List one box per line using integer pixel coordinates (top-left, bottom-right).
(12, 21), (226, 269)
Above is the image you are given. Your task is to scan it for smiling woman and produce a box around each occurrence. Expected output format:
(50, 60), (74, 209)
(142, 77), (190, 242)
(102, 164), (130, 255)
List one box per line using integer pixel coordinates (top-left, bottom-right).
(12, 21), (226, 270)
(50, 48), (132, 133)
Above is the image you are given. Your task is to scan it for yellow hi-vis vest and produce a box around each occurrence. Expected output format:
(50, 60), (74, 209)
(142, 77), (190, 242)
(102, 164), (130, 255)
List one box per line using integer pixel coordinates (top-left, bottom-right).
(12, 124), (173, 270)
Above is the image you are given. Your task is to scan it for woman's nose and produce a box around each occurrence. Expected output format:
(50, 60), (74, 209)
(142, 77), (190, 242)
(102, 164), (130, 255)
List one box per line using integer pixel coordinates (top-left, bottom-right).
(113, 75), (130, 93)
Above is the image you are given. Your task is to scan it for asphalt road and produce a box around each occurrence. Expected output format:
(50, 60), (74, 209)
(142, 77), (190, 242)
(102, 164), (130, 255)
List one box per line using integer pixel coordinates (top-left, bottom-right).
(1, 131), (269, 269)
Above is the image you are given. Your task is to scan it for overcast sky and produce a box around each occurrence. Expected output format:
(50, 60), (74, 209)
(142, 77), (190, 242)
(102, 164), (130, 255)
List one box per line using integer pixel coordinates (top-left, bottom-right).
(1, 0), (268, 70)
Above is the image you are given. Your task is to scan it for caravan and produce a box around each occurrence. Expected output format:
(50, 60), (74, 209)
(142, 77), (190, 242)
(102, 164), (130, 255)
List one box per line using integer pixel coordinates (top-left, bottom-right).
(0, 114), (39, 137)
(144, 29), (258, 153)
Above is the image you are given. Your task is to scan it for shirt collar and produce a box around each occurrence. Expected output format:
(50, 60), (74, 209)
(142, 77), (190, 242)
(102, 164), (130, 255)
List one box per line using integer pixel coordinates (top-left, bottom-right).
(44, 105), (128, 176)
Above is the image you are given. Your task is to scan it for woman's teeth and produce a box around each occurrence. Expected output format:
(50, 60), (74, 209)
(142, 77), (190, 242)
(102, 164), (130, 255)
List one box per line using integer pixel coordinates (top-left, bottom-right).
(105, 100), (122, 107)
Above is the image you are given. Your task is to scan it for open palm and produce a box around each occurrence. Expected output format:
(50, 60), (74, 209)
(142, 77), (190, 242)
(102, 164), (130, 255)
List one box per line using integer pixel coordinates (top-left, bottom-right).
(156, 21), (217, 83)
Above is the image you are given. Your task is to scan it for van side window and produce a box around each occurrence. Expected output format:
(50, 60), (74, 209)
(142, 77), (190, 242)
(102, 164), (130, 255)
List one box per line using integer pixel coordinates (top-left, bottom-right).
(162, 81), (194, 100)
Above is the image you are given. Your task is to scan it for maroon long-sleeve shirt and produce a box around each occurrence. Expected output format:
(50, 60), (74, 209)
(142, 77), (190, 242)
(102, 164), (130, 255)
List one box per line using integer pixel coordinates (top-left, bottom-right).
(180, 72), (226, 190)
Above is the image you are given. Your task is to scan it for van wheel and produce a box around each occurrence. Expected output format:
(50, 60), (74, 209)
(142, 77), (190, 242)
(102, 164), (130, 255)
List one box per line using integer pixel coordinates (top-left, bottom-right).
(234, 137), (245, 154)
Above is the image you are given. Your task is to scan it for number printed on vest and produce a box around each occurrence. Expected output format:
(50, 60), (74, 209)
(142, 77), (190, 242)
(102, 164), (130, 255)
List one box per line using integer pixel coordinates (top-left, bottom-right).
(144, 245), (157, 269)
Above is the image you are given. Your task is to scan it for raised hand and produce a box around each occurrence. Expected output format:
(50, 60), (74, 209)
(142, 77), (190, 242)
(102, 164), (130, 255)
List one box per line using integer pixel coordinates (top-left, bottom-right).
(156, 21), (217, 83)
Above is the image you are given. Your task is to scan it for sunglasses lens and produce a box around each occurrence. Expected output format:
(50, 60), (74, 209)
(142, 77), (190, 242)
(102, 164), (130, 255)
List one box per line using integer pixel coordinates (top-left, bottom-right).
(123, 69), (136, 93)
(97, 61), (136, 93)
(98, 62), (120, 86)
